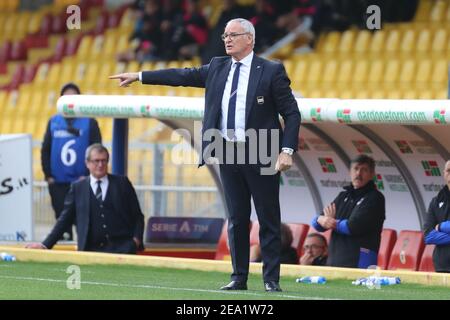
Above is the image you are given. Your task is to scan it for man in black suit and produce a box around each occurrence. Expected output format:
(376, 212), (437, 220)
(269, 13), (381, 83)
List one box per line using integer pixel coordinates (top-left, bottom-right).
(110, 18), (300, 291)
(27, 143), (144, 254)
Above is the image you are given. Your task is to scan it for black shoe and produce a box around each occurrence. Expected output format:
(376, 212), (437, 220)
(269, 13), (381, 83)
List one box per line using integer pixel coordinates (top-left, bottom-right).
(264, 281), (282, 292)
(220, 281), (248, 290)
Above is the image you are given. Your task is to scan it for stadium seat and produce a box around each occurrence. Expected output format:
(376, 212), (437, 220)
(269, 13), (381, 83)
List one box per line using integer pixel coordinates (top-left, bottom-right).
(418, 244), (435, 272)
(388, 230), (425, 271)
(377, 228), (397, 270)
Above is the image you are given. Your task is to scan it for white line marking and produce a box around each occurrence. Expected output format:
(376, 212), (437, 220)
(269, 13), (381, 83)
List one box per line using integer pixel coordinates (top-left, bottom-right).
(0, 275), (338, 300)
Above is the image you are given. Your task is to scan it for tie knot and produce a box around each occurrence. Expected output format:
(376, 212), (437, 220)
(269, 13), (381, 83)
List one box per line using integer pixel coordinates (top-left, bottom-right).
(97, 180), (102, 186)
(234, 62), (241, 68)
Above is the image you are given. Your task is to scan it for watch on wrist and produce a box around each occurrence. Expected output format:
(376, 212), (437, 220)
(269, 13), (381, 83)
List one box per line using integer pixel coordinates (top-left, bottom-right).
(282, 148), (294, 156)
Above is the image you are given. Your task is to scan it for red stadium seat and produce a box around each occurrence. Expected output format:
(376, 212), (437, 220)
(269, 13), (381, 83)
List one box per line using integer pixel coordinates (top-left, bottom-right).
(377, 228), (397, 270)
(418, 244), (435, 272)
(388, 230), (425, 271)
(215, 220), (253, 260)
(287, 223), (310, 258)
(10, 41), (28, 61)
(0, 41), (12, 63)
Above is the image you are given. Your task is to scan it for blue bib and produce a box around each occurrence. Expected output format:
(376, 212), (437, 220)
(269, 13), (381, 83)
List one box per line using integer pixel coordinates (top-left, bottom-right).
(50, 115), (90, 183)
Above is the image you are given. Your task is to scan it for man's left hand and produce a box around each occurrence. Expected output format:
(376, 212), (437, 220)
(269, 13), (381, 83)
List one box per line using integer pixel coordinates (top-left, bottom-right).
(275, 152), (292, 172)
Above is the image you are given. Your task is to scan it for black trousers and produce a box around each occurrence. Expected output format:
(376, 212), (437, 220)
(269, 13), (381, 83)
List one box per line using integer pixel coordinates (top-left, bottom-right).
(219, 141), (281, 282)
(48, 182), (73, 240)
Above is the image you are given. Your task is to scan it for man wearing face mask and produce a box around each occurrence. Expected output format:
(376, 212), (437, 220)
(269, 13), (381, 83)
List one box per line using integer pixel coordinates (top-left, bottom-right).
(311, 155), (385, 268)
(41, 82), (102, 241)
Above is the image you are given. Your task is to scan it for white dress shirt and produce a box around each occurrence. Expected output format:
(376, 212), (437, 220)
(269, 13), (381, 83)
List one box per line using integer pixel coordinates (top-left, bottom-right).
(221, 51), (254, 142)
(90, 175), (109, 201)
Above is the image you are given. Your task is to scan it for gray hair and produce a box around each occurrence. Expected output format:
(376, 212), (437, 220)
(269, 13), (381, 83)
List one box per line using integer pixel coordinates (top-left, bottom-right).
(226, 18), (255, 48)
(85, 143), (109, 161)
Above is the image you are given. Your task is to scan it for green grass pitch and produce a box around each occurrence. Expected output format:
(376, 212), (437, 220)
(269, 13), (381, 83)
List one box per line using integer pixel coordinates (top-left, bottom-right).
(1, 261), (449, 300)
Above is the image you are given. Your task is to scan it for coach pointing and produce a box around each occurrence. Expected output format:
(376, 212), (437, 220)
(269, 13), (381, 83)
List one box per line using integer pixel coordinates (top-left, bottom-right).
(110, 18), (300, 292)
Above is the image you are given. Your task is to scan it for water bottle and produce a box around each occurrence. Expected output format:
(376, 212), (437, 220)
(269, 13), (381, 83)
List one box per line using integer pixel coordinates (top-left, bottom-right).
(296, 276), (326, 284)
(0, 252), (16, 262)
(377, 277), (401, 285)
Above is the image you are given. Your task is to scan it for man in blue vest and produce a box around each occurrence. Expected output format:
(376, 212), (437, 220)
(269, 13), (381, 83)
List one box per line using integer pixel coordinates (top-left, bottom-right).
(41, 83), (102, 241)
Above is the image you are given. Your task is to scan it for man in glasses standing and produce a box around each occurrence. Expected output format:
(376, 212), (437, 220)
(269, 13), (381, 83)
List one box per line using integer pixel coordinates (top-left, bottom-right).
(110, 18), (300, 292)
(27, 144), (144, 254)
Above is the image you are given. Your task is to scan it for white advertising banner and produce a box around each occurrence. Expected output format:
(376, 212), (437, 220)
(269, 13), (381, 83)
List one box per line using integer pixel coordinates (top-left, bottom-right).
(0, 134), (33, 241)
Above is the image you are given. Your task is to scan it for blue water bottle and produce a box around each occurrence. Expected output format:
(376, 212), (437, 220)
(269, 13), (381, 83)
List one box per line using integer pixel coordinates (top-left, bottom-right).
(378, 277), (401, 285)
(0, 252), (16, 262)
(296, 276), (326, 284)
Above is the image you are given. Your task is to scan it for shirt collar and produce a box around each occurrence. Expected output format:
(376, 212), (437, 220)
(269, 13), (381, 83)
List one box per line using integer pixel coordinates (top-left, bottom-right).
(90, 174), (108, 184)
(232, 51), (254, 68)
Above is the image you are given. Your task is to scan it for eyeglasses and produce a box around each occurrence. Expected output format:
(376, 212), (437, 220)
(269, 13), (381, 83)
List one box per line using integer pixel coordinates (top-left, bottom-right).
(303, 244), (324, 250)
(89, 159), (108, 165)
(221, 32), (249, 41)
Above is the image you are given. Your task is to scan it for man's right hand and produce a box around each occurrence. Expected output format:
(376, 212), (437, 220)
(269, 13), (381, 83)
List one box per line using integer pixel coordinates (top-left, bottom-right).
(317, 215), (337, 230)
(299, 252), (314, 265)
(25, 243), (47, 249)
(109, 72), (139, 87)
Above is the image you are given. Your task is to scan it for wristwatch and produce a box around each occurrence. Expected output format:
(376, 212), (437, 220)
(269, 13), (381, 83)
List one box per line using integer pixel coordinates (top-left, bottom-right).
(281, 148), (294, 156)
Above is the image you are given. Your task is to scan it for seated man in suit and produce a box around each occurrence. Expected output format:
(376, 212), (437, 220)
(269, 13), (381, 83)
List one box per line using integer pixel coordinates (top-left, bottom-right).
(27, 143), (145, 254)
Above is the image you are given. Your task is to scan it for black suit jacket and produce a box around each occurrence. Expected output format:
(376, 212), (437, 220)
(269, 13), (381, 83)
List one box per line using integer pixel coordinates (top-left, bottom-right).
(43, 174), (144, 251)
(142, 55), (301, 166)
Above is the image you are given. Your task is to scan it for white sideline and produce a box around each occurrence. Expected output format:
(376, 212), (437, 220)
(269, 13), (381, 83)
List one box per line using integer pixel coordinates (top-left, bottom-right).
(0, 274), (339, 300)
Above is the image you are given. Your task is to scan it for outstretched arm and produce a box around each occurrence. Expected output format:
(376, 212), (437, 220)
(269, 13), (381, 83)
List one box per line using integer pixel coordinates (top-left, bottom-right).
(109, 72), (140, 87)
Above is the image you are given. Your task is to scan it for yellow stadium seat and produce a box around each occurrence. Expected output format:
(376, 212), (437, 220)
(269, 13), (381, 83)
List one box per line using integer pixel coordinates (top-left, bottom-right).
(415, 59), (432, 88)
(336, 60), (353, 88)
(127, 61), (140, 72)
(398, 59), (416, 88)
(321, 59), (338, 84)
(418, 90), (434, 99)
(367, 59), (384, 87)
(370, 90), (385, 99)
(353, 30), (371, 56)
(321, 32), (341, 54)
(430, 0), (447, 22)
(338, 29), (356, 55)
(385, 30), (401, 55)
(47, 63), (62, 86)
(283, 59), (294, 78)
(399, 30), (416, 56)
(385, 90), (402, 99)
(414, 0), (432, 21)
(435, 89), (448, 99)
(431, 28), (447, 54)
(352, 60), (370, 84)
(430, 59), (448, 89)
(402, 90), (418, 99)
(305, 60), (322, 85)
(353, 89), (370, 99)
(416, 28), (431, 56)
(291, 59), (309, 90)
(76, 36), (93, 61)
(383, 59), (400, 86)
(369, 30), (386, 55)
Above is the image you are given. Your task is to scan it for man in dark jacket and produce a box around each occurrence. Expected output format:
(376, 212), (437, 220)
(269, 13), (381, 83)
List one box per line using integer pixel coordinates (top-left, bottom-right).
(41, 82), (102, 241)
(28, 144), (144, 254)
(312, 154), (385, 268)
(423, 160), (450, 273)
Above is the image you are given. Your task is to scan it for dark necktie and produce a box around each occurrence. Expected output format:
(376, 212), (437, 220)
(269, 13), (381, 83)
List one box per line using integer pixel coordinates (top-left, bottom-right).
(95, 180), (102, 203)
(227, 62), (242, 140)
